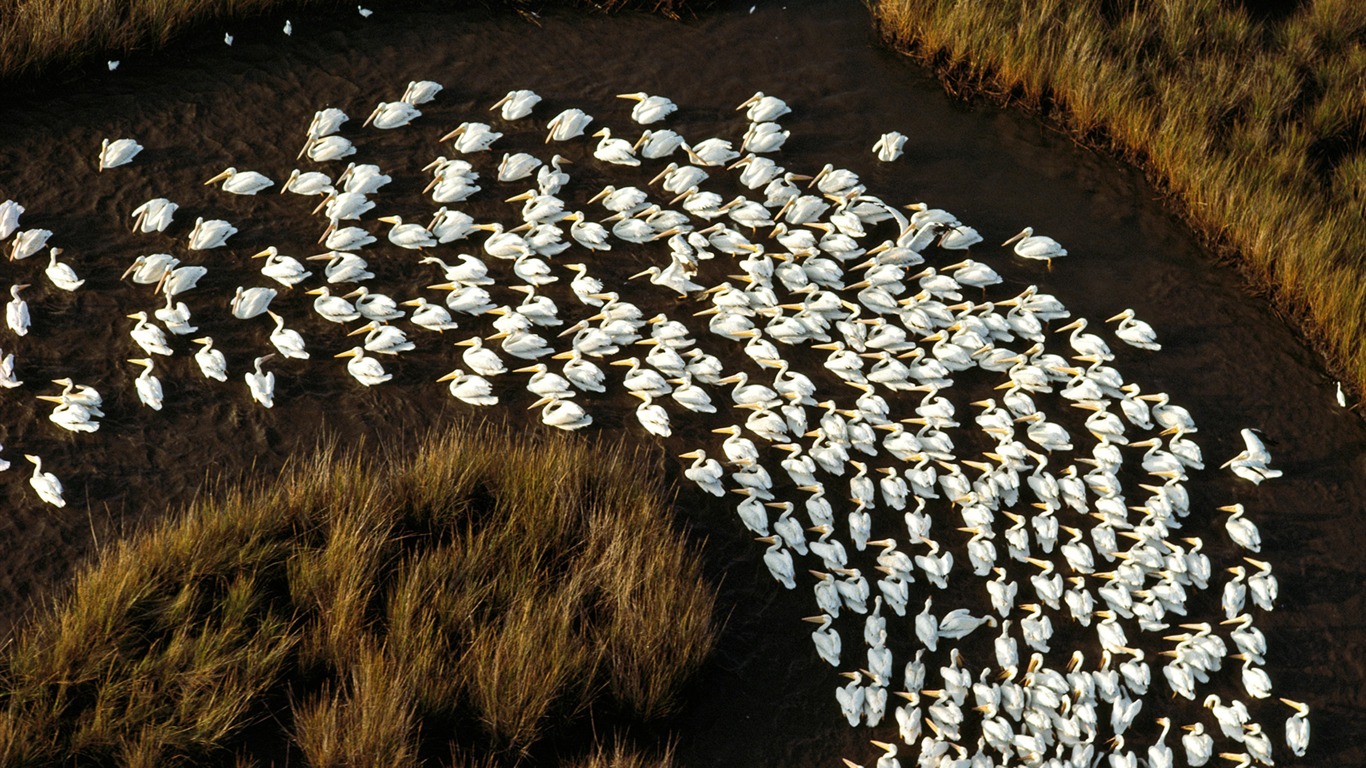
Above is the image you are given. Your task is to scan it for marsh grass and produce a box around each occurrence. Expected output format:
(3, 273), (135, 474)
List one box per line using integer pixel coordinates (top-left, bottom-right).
(872, 0), (1366, 390)
(0, 0), (698, 82)
(0, 423), (714, 765)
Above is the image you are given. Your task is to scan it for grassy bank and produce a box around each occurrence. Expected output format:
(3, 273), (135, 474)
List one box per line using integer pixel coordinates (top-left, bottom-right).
(0, 424), (714, 766)
(872, 0), (1366, 391)
(0, 0), (695, 82)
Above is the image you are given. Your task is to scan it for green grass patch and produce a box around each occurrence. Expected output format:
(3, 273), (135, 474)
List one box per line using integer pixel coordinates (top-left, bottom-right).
(872, 0), (1366, 391)
(0, 424), (715, 765)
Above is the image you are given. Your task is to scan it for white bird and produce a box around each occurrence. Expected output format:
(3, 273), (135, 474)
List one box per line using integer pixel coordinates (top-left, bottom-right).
(617, 92), (677, 124)
(128, 357), (164, 410)
(545, 108), (593, 142)
(131, 198), (178, 232)
(307, 251), (373, 284)
(438, 368), (498, 406)
(154, 293), (196, 335)
(245, 355), (276, 407)
(230, 286), (277, 319)
(24, 454), (65, 507)
(379, 215), (436, 250)
(1218, 504), (1262, 553)
(8, 229), (51, 260)
(592, 128), (640, 166)
(187, 217), (237, 250)
(497, 152), (543, 182)
(156, 265), (208, 298)
(1280, 698), (1310, 757)
(1003, 227), (1067, 268)
(306, 287), (360, 323)
(265, 311), (309, 359)
(98, 138), (142, 171)
(127, 312), (173, 356)
(491, 89), (542, 120)
(631, 391), (672, 437)
(43, 248), (83, 291)
(192, 337), (228, 381)
(402, 297), (458, 332)
(737, 91), (791, 122)
(363, 100), (421, 129)
(253, 247), (313, 287)
(5, 284), (28, 336)
(0, 200), (22, 240)
(305, 135), (356, 162)
(1220, 428), (1282, 484)
(204, 167), (274, 194)
(441, 121), (503, 153)
(0, 351), (20, 388)
(1107, 308), (1161, 350)
(872, 131), (907, 162)
(530, 396), (592, 431)
(280, 169), (334, 196)
(334, 346), (391, 386)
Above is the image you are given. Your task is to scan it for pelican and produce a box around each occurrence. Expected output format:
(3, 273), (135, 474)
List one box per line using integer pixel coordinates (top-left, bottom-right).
(455, 336), (505, 377)
(128, 358), (164, 410)
(685, 137), (739, 167)
(363, 100), (421, 129)
(530, 396), (592, 431)
(378, 215), (436, 250)
(245, 355), (276, 408)
(496, 152), (543, 183)
(402, 297), (458, 332)
(126, 312), (173, 356)
(305, 287), (360, 323)
(187, 217), (237, 250)
(617, 92), (677, 124)
(491, 89), (541, 120)
(339, 163), (392, 194)
(307, 251), (373, 284)
(631, 391), (672, 437)
(741, 121), (789, 154)
(304, 135), (356, 162)
(872, 131), (907, 162)
(441, 121), (503, 153)
(334, 347), (391, 386)
(1220, 428), (1282, 484)
(545, 108), (593, 142)
(1003, 226), (1067, 268)
(204, 167), (274, 194)
(264, 311), (308, 359)
(1107, 308), (1161, 350)
(591, 128), (640, 166)
(131, 198), (178, 232)
(98, 138), (142, 171)
(24, 455), (65, 507)
(230, 286), (277, 319)
(679, 450), (724, 496)
(253, 247), (312, 287)
(634, 129), (685, 159)
(156, 265), (208, 298)
(1280, 698), (1310, 756)
(5, 284), (28, 336)
(280, 169), (334, 196)
(737, 91), (792, 122)
(9, 229), (50, 260)
(154, 293), (196, 335)
(1218, 504), (1262, 552)
(0, 199), (22, 240)
(304, 107), (348, 141)
(43, 248), (82, 291)
(192, 337), (228, 381)
(438, 368), (498, 406)
(320, 224), (376, 251)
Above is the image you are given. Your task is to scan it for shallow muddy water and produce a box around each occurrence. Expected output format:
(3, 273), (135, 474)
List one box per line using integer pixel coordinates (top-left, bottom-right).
(0, 0), (1362, 765)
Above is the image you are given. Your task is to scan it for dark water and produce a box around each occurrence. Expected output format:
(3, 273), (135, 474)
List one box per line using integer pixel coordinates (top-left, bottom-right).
(0, 1), (1361, 766)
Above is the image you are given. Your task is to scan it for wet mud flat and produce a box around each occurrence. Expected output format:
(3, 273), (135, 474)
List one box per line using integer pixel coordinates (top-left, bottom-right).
(0, 0), (1363, 765)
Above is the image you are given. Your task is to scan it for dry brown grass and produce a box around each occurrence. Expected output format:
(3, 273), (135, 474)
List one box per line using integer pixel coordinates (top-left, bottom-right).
(872, 0), (1366, 391)
(0, 0), (702, 82)
(0, 423), (714, 765)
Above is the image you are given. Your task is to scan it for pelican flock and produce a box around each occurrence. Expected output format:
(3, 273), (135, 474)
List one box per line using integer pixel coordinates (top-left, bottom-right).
(0, 69), (1313, 768)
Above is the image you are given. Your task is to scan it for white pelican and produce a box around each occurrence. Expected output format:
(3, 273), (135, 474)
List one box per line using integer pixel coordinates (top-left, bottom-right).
(378, 215), (436, 250)
(680, 450), (725, 496)
(304, 135), (356, 162)
(551, 347), (606, 392)
(441, 121), (503, 153)
(316, 191), (374, 221)
(128, 357), (164, 410)
(230, 286), (277, 319)
(280, 169), (333, 196)
(25, 455), (65, 507)
(1220, 428), (1282, 484)
(126, 312), (173, 356)
(192, 337), (228, 381)
(187, 217), (237, 250)
(265, 311), (309, 359)
(497, 152), (542, 182)
(304, 107), (348, 141)
(154, 265), (207, 299)
(635, 129), (685, 159)
(530, 396), (592, 431)
(305, 287), (360, 323)
(335, 347), (391, 386)
(253, 247), (312, 287)
(204, 167), (274, 194)
(591, 128), (640, 166)
(38, 398), (99, 433)
(154, 293), (196, 335)
(98, 138), (142, 171)
(631, 391), (672, 437)
(402, 297), (458, 332)
(872, 131), (907, 162)
(617, 92), (677, 124)
(1218, 504), (1262, 552)
(431, 368), (494, 406)
(545, 108), (593, 142)
(339, 163), (392, 194)
(1107, 308), (1161, 350)
(130, 198), (178, 232)
(320, 224), (376, 251)
(4, 284), (29, 337)
(0, 199), (22, 240)
(307, 251), (373, 284)
(349, 321), (414, 355)
(1280, 698), (1310, 757)
(9, 229), (50, 260)
(1181, 723), (1213, 767)
(513, 363), (573, 400)
(741, 121), (789, 154)
(737, 91), (791, 122)
(0, 354), (20, 388)
(491, 89), (541, 120)
(455, 336), (505, 377)
(43, 248), (82, 291)
(684, 137), (738, 167)
(363, 100), (420, 129)
(1003, 226), (1068, 268)
(398, 79), (442, 105)
(245, 355), (276, 407)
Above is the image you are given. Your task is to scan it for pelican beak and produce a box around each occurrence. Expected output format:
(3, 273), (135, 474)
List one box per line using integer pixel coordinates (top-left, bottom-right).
(334, 349), (358, 358)
(204, 169), (232, 186)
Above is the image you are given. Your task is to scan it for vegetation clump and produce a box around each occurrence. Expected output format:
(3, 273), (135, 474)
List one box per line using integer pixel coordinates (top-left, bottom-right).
(0, 424), (714, 766)
(873, 0), (1366, 390)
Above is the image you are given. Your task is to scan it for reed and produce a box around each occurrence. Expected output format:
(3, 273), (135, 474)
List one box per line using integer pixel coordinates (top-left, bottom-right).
(0, 0), (699, 83)
(0, 423), (715, 765)
(872, 0), (1366, 391)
